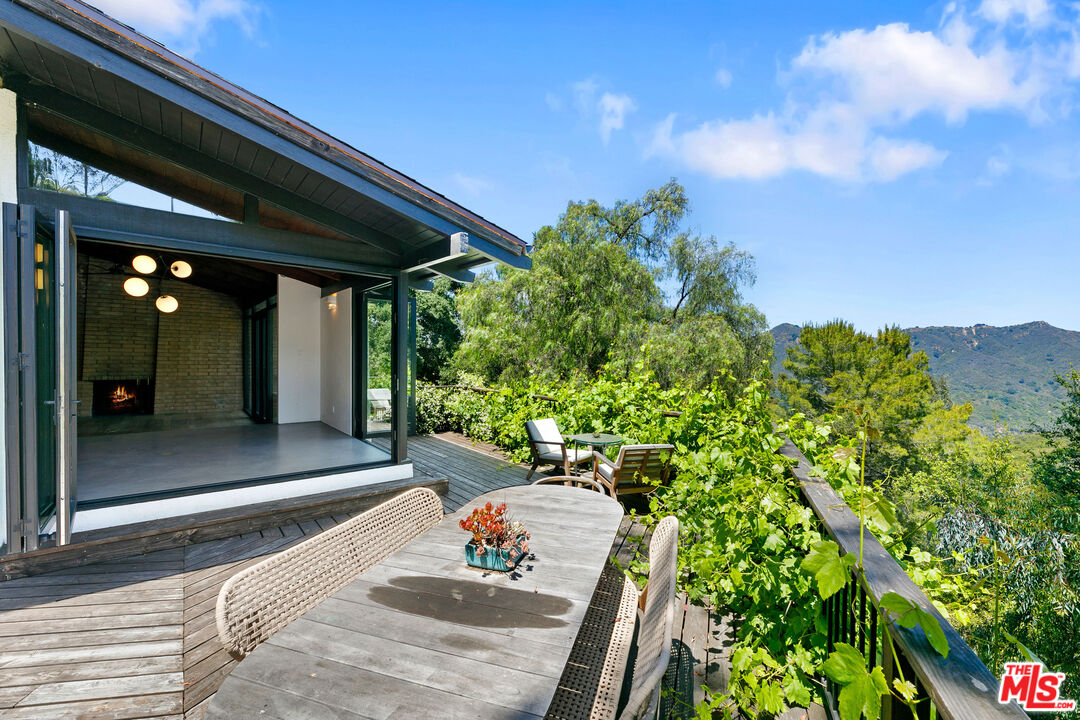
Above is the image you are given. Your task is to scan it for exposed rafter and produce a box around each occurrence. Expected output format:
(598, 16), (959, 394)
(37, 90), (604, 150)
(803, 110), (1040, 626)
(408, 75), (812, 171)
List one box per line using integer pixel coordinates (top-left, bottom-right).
(13, 80), (405, 258)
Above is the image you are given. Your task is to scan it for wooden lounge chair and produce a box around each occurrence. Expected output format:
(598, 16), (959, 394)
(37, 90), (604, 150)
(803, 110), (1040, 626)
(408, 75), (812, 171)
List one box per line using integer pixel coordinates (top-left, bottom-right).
(367, 388), (392, 419)
(215, 487), (443, 659)
(591, 444), (675, 499)
(525, 418), (592, 481)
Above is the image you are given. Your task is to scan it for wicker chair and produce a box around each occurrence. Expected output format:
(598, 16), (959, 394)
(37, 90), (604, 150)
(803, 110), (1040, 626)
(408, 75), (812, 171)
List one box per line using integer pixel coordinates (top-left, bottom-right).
(531, 475), (606, 494)
(619, 515), (680, 720)
(592, 444), (675, 500)
(525, 418), (592, 481)
(215, 487), (443, 659)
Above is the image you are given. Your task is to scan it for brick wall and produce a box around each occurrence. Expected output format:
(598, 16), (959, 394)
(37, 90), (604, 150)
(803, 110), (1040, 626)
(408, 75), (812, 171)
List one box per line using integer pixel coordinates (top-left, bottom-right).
(77, 254), (244, 417)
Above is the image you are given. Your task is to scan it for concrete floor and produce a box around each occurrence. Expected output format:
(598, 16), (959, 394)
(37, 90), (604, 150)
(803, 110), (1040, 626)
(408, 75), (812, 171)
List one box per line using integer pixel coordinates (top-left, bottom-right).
(77, 421), (391, 505)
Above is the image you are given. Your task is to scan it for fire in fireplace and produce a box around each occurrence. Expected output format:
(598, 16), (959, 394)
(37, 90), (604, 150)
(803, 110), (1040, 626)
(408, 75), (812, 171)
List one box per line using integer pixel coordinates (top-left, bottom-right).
(92, 379), (154, 416)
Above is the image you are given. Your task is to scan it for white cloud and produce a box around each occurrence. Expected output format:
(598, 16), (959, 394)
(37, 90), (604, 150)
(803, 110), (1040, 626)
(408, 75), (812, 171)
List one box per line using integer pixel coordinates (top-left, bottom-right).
(652, 106), (944, 183)
(572, 77), (600, 115)
(598, 93), (636, 144)
(868, 138), (948, 181)
(793, 23), (1038, 124)
(977, 0), (1052, 27)
(987, 154), (1011, 177)
(715, 68), (733, 88)
(544, 92), (563, 112)
(92, 0), (259, 53)
(647, 8), (1080, 183)
(568, 77), (636, 143)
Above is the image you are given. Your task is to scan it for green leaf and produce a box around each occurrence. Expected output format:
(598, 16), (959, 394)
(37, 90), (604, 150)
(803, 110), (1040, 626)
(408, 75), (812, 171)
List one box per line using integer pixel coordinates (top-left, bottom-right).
(878, 592), (915, 617)
(756, 681), (784, 715)
(783, 672), (812, 708)
(822, 643), (866, 685)
(838, 673), (886, 720)
(880, 593), (949, 658)
(1003, 631), (1044, 665)
(893, 678), (917, 703)
(865, 496), (897, 533)
(916, 610), (949, 659)
(869, 666), (888, 695)
(801, 541), (857, 599)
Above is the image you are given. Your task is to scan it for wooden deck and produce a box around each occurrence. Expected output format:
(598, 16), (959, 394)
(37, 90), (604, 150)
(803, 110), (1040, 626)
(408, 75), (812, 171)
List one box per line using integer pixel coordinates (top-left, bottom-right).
(0, 434), (733, 719)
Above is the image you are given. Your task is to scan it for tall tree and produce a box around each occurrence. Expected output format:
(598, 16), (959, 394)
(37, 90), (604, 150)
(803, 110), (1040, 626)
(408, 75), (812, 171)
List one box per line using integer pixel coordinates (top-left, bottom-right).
(453, 180), (770, 389)
(778, 321), (936, 478)
(414, 277), (462, 382)
(1034, 369), (1080, 503)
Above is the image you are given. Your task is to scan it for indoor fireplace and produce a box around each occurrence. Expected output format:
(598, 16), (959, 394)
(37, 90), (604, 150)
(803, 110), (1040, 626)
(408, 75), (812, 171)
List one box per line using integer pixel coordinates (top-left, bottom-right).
(92, 379), (154, 416)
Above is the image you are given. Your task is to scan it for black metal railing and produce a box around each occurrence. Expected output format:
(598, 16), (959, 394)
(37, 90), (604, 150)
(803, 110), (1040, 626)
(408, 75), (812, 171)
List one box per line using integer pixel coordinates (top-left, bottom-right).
(780, 439), (1026, 720)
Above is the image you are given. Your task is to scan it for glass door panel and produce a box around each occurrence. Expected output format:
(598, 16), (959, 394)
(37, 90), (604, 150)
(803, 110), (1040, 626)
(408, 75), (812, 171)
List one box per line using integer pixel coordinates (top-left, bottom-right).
(364, 287), (392, 436)
(2, 204), (78, 552)
(33, 220), (56, 527)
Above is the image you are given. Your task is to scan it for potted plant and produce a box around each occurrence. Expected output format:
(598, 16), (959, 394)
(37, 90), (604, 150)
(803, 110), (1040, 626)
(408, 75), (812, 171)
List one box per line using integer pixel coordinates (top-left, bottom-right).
(459, 501), (531, 572)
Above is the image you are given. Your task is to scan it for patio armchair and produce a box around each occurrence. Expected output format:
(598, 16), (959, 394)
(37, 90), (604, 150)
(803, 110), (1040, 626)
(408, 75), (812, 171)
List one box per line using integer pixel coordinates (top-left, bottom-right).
(215, 487), (443, 659)
(556, 515), (679, 720)
(525, 418), (591, 481)
(618, 515), (680, 720)
(592, 444), (675, 500)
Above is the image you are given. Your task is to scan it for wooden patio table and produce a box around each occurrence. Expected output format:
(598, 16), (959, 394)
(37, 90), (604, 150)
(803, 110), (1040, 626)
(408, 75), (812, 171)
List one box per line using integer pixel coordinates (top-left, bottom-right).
(206, 484), (625, 720)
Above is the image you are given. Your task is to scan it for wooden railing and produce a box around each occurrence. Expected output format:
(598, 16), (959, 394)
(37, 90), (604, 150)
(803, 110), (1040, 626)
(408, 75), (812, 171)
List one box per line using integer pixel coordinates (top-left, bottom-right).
(780, 440), (1025, 720)
(423, 383), (682, 416)
(425, 383), (1023, 718)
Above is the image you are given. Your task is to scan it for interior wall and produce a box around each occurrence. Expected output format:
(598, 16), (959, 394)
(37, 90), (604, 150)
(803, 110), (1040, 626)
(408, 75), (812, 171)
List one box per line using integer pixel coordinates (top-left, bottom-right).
(320, 288), (352, 435)
(77, 254), (244, 417)
(276, 276), (321, 423)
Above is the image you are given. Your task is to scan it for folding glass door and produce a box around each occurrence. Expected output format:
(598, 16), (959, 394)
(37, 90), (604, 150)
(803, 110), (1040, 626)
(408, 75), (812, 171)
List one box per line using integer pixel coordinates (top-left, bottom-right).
(355, 282), (415, 441)
(3, 204), (77, 554)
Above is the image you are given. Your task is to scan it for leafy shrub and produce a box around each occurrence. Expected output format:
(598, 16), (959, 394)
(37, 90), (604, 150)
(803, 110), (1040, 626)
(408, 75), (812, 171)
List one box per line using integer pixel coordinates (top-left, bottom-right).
(416, 370), (982, 717)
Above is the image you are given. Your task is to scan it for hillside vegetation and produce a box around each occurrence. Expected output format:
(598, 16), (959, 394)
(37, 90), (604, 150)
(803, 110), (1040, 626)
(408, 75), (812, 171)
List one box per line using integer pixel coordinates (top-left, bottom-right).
(773, 321), (1080, 431)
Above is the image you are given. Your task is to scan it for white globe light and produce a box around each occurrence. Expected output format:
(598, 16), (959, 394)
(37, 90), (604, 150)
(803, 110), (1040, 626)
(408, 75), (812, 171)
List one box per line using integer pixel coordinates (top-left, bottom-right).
(132, 255), (157, 274)
(155, 295), (179, 313)
(123, 277), (150, 297)
(170, 260), (192, 279)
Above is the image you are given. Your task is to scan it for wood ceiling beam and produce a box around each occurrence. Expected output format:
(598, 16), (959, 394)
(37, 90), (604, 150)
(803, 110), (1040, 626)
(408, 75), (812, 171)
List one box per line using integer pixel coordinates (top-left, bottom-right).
(12, 80), (404, 260)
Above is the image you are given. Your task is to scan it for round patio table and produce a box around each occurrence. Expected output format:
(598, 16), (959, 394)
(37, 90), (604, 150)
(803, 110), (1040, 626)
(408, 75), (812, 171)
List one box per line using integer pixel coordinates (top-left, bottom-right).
(568, 432), (623, 455)
(206, 484), (625, 719)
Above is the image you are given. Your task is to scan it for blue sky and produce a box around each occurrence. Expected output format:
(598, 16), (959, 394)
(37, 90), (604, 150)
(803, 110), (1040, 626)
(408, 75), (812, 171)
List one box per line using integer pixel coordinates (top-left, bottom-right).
(98, 0), (1080, 332)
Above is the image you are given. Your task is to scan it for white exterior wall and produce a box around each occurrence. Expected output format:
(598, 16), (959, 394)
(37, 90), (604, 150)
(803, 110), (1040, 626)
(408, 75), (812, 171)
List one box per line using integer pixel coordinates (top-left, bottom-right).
(320, 288), (353, 435)
(276, 276), (321, 423)
(0, 87), (16, 550)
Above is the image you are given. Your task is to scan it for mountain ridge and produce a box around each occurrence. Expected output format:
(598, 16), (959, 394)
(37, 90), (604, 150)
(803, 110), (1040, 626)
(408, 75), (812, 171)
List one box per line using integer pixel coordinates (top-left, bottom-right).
(770, 321), (1079, 431)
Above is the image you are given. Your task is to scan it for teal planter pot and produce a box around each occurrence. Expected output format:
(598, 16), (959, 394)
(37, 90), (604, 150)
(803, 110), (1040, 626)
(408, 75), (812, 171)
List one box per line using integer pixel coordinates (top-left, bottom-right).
(464, 539), (527, 572)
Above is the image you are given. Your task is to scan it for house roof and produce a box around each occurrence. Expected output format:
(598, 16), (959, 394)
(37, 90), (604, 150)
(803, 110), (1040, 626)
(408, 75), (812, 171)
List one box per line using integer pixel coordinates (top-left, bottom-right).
(0, 0), (529, 281)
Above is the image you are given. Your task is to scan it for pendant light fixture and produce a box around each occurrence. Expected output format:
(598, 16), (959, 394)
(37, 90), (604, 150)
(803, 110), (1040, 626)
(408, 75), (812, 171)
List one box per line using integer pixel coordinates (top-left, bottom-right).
(123, 277), (150, 297)
(123, 253), (191, 313)
(132, 254), (157, 274)
(170, 260), (192, 279)
(155, 295), (179, 314)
